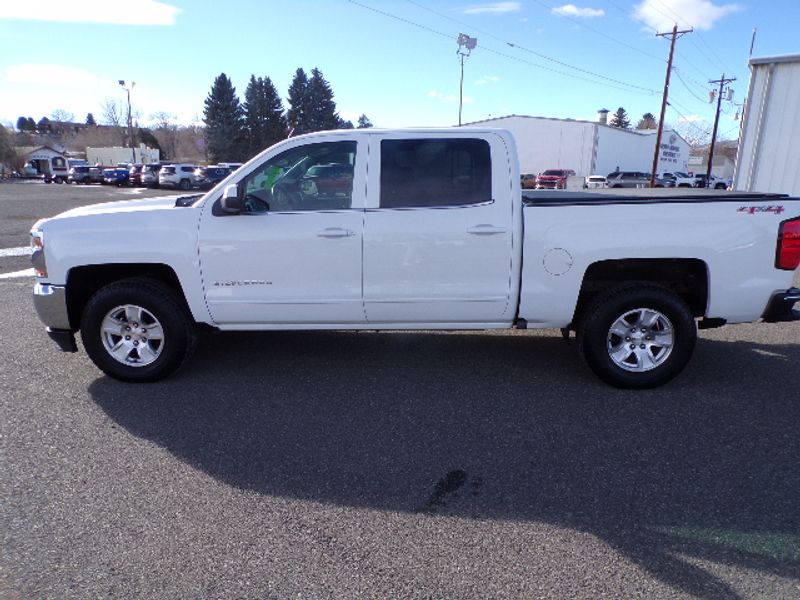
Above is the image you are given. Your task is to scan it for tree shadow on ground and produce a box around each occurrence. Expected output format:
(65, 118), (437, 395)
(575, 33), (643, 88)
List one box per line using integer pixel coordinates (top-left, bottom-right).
(90, 329), (800, 599)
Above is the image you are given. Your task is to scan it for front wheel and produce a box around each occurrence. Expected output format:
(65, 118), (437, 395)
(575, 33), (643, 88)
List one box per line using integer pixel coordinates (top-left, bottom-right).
(80, 279), (195, 382)
(577, 286), (697, 389)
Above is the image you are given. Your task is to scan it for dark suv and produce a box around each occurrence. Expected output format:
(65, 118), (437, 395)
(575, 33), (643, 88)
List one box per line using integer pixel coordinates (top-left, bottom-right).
(68, 166), (93, 184)
(194, 166), (230, 190)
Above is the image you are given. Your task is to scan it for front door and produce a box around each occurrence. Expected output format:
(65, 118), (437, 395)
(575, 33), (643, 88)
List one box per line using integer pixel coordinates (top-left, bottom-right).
(199, 138), (366, 326)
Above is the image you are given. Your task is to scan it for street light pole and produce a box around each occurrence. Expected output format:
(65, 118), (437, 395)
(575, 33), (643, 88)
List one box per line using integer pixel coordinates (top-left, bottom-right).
(118, 80), (136, 163)
(456, 34), (477, 127)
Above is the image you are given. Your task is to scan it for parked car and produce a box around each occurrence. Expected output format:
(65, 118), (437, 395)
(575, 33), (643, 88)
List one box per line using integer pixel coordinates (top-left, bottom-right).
(583, 175), (607, 189)
(102, 168), (130, 187)
(159, 164), (197, 190)
(88, 166), (105, 184)
(694, 174), (731, 190)
(536, 169), (575, 190)
(128, 164), (144, 187)
(520, 173), (537, 189)
(193, 166), (231, 190)
(606, 171), (668, 188)
(140, 163), (163, 187)
(68, 166), (93, 184)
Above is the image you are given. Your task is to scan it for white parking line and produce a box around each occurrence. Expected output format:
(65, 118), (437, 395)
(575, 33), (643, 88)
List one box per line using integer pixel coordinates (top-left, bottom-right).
(0, 268), (35, 279)
(0, 246), (33, 257)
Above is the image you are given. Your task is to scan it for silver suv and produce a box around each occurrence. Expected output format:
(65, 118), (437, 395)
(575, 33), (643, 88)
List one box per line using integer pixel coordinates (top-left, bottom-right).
(159, 164), (197, 190)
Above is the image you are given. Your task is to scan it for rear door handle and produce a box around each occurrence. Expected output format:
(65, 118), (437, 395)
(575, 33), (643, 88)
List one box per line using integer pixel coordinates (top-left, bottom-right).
(317, 227), (354, 239)
(467, 224), (507, 235)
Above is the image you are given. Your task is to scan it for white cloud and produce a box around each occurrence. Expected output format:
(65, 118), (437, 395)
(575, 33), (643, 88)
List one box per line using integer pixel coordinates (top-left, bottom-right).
(462, 2), (521, 15)
(633, 0), (741, 31)
(1, 0), (180, 25)
(551, 4), (605, 18)
(475, 75), (501, 86)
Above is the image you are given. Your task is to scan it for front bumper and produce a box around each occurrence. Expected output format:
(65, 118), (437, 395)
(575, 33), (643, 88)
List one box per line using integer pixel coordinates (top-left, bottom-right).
(762, 287), (800, 323)
(33, 283), (78, 352)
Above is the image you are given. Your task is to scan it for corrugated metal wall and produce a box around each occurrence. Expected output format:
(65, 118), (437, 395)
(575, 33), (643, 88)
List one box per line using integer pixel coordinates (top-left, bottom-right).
(734, 56), (800, 195)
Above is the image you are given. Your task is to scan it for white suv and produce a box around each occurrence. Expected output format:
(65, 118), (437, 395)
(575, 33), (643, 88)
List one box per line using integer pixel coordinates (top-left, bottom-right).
(159, 164), (197, 190)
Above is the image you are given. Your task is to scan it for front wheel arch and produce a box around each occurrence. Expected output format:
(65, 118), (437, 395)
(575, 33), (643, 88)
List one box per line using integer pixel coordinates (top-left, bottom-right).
(80, 278), (196, 382)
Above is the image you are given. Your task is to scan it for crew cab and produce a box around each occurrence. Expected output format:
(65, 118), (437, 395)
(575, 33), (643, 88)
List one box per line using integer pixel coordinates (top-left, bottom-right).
(30, 128), (800, 388)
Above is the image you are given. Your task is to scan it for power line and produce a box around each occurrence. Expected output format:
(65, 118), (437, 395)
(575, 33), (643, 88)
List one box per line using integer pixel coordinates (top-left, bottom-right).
(673, 67), (710, 103)
(405, 0), (660, 91)
(348, 0), (660, 95)
(528, 0), (666, 63)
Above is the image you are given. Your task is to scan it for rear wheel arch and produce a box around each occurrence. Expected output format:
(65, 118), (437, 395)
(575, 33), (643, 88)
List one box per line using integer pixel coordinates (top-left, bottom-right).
(572, 258), (709, 327)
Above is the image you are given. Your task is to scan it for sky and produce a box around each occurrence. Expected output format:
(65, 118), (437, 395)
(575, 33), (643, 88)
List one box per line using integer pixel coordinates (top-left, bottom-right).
(0, 0), (798, 140)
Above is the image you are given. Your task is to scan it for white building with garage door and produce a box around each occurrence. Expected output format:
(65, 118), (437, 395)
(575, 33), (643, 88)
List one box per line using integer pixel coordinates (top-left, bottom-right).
(466, 113), (690, 178)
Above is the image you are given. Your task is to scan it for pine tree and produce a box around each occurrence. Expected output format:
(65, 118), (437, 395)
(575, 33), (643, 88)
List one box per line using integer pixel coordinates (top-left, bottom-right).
(243, 75), (287, 156)
(203, 73), (245, 162)
(306, 68), (340, 132)
(37, 117), (51, 132)
(609, 107), (631, 129)
(357, 114), (373, 129)
(26, 117), (36, 131)
(286, 68), (310, 136)
(86, 113), (97, 126)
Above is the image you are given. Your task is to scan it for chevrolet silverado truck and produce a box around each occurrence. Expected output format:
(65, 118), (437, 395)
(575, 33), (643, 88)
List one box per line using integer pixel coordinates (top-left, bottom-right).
(30, 128), (800, 388)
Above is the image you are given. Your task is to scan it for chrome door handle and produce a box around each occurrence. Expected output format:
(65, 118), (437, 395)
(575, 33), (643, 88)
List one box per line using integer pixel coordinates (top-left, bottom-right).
(467, 224), (507, 235)
(317, 227), (354, 238)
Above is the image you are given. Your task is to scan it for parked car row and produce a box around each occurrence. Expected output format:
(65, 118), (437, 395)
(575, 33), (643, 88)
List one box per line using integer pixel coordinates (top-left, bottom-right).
(65, 163), (240, 190)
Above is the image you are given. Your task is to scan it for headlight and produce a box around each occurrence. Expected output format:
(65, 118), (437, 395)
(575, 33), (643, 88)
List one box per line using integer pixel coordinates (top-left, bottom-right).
(30, 230), (47, 277)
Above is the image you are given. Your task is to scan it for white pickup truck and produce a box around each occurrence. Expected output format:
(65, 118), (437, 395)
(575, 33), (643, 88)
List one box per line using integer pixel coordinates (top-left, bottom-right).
(30, 128), (800, 388)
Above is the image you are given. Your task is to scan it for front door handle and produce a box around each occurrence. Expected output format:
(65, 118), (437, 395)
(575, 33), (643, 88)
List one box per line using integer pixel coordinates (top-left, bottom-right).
(467, 224), (507, 235)
(317, 227), (354, 239)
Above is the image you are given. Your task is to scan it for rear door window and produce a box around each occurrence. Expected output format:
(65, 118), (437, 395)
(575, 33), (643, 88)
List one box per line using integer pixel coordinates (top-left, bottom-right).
(379, 138), (491, 208)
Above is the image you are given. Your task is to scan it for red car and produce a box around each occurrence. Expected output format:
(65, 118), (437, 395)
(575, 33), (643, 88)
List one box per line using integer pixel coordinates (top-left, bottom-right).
(535, 169), (576, 190)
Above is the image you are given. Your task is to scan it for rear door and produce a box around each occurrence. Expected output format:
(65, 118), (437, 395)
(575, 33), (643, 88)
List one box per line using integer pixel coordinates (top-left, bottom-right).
(362, 132), (517, 325)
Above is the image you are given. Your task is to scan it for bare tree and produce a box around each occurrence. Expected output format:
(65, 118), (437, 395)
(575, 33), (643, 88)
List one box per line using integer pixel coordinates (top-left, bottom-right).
(150, 111), (178, 160)
(101, 99), (123, 128)
(50, 108), (75, 123)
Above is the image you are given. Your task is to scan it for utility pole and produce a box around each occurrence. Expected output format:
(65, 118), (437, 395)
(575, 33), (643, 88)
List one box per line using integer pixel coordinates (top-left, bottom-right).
(650, 25), (692, 188)
(705, 74), (736, 186)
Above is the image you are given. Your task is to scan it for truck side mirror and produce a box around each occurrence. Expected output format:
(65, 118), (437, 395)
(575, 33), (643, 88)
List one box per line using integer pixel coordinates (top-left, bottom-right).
(220, 184), (242, 214)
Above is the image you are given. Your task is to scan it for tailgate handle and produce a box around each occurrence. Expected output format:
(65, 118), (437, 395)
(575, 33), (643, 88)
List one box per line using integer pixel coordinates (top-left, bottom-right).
(467, 224), (507, 235)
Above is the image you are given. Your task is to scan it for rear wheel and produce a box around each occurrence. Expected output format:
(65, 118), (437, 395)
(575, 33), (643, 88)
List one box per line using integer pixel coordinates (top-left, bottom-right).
(179, 178), (191, 190)
(577, 286), (697, 389)
(80, 279), (195, 382)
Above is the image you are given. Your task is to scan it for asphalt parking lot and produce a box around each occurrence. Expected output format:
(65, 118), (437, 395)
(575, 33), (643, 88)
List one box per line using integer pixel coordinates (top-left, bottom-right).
(1, 182), (799, 599)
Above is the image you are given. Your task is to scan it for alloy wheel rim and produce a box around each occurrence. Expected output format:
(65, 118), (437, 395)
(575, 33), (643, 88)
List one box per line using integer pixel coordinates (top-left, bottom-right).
(606, 307), (674, 372)
(100, 304), (164, 367)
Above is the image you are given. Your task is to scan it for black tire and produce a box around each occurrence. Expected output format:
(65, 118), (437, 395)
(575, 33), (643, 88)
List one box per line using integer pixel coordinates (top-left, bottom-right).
(577, 285), (697, 389)
(80, 278), (195, 382)
(179, 178), (190, 190)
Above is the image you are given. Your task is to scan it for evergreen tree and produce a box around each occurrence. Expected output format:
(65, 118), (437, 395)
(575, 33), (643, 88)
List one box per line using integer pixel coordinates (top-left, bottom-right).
(203, 73), (246, 162)
(86, 112), (97, 126)
(306, 68), (340, 132)
(37, 117), (51, 132)
(243, 75), (287, 156)
(357, 114), (373, 129)
(286, 68), (310, 136)
(16, 116), (28, 131)
(609, 107), (631, 129)
(26, 117), (36, 131)
(636, 112), (657, 130)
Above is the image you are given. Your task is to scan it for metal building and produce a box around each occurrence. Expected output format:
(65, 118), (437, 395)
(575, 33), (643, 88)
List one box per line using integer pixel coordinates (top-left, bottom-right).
(734, 54), (800, 195)
(466, 113), (690, 177)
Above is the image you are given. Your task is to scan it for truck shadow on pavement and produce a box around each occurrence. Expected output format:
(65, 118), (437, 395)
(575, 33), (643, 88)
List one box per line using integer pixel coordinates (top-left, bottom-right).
(90, 329), (800, 600)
